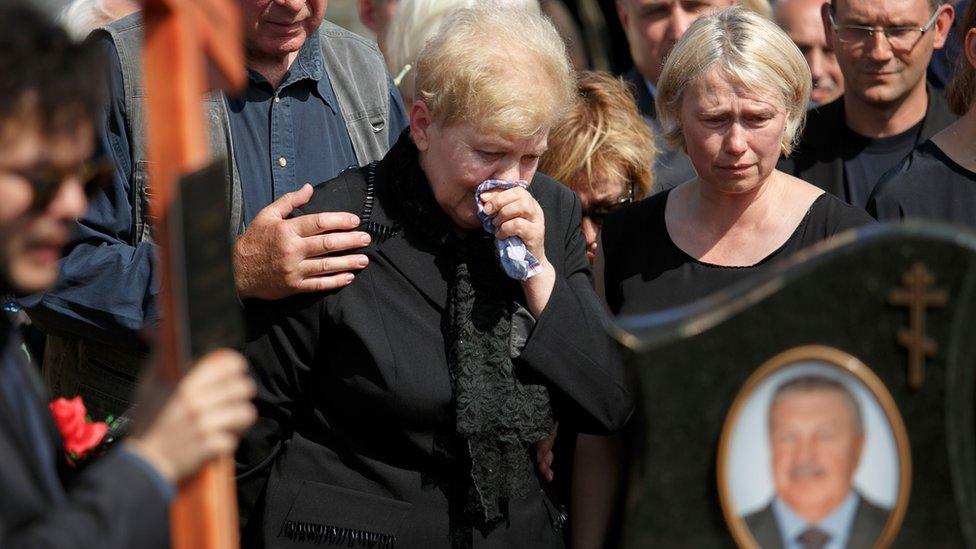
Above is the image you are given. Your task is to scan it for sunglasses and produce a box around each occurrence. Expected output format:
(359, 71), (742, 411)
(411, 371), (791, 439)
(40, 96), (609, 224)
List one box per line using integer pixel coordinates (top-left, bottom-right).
(581, 181), (636, 225)
(6, 157), (114, 212)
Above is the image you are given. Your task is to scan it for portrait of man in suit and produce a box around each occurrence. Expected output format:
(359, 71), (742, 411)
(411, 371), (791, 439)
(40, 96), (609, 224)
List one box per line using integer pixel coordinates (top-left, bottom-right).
(743, 375), (891, 549)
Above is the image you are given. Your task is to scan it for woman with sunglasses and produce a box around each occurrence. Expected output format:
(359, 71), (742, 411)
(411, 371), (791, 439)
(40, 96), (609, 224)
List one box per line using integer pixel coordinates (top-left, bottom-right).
(600, 7), (874, 317)
(539, 71), (654, 267)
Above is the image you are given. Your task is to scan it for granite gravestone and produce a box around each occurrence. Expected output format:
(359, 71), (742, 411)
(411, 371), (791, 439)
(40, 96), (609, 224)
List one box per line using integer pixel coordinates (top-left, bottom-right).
(613, 223), (976, 548)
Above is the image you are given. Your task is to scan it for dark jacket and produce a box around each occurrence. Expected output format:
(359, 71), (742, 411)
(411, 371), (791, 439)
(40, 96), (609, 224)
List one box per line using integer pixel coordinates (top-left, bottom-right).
(778, 84), (957, 203)
(743, 493), (890, 549)
(237, 136), (632, 548)
(0, 316), (170, 548)
(622, 67), (697, 193)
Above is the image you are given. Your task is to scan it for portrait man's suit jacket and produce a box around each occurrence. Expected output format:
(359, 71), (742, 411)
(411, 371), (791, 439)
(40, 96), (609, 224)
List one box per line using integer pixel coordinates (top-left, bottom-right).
(778, 84), (957, 203)
(237, 140), (632, 547)
(622, 67), (697, 193)
(0, 315), (170, 548)
(743, 492), (890, 549)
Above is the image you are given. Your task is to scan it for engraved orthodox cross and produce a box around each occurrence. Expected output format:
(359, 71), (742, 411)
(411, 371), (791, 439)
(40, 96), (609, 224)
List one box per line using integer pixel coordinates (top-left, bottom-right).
(888, 263), (947, 389)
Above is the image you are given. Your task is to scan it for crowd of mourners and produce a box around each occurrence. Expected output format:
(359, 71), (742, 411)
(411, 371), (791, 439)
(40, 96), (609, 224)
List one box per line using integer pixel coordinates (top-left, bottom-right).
(0, 0), (974, 546)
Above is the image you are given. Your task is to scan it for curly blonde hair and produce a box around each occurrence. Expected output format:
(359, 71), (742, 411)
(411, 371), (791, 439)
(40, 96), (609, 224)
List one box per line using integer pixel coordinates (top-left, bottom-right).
(540, 71), (655, 199)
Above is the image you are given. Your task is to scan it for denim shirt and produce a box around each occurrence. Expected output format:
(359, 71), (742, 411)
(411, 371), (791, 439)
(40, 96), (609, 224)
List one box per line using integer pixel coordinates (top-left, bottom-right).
(23, 32), (407, 345)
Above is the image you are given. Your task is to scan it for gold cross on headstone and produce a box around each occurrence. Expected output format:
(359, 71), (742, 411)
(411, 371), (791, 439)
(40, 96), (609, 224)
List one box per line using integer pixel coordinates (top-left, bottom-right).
(888, 263), (947, 389)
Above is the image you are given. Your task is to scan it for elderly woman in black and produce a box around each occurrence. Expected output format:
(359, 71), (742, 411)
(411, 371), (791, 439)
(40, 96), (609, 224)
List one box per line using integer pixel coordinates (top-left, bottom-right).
(236, 6), (631, 548)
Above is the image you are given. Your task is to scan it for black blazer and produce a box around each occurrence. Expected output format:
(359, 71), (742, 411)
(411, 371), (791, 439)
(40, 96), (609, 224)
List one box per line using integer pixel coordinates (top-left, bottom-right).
(237, 142), (632, 548)
(743, 493), (889, 549)
(778, 84), (957, 202)
(623, 67), (697, 193)
(0, 317), (170, 548)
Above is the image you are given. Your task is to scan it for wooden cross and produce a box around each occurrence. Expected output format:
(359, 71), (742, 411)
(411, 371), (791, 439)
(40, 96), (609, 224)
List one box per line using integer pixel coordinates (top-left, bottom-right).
(888, 263), (947, 389)
(142, 0), (245, 548)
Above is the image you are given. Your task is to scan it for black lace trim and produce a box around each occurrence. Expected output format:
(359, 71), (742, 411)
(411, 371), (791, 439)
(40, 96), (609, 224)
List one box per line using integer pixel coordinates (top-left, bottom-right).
(279, 521), (396, 548)
(380, 130), (555, 535)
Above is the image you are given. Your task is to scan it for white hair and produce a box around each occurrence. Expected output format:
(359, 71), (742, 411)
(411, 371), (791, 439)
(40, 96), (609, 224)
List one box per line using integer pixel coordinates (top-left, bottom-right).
(385, 0), (541, 101)
(59, 0), (138, 40)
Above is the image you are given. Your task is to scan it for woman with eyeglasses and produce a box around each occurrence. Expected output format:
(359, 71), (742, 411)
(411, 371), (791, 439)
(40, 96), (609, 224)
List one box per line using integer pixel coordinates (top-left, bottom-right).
(539, 71), (654, 266)
(869, 0), (976, 226)
(600, 7), (874, 316)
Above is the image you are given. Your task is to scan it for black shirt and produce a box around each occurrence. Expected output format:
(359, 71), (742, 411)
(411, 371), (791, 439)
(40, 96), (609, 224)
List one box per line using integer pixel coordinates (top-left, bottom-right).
(868, 139), (976, 226)
(843, 121), (922, 208)
(601, 190), (875, 315)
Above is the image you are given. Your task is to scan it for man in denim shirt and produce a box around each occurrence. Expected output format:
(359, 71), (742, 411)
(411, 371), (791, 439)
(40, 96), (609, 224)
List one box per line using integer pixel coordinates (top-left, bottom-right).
(26, 0), (408, 419)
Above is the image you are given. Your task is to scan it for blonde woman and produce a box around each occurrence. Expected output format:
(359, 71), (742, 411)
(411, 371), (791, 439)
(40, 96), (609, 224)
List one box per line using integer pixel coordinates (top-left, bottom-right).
(238, 7), (631, 547)
(540, 71), (654, 265)
(601, 6), (873, 316)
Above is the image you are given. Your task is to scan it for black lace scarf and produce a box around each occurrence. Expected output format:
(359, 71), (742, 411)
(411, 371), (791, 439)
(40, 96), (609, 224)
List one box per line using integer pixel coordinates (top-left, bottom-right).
(380, 132), (554, 530)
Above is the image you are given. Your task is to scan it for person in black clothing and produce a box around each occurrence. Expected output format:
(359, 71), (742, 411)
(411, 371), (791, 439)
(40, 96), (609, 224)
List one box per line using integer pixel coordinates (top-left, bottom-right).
(601, 7), (874, 316)
(0, 6), (256, 548)
(616, 0), (733, 191)
(236, 7), (631, 548)
(869, 0), (976, 225)
(779, 0), (956, 208)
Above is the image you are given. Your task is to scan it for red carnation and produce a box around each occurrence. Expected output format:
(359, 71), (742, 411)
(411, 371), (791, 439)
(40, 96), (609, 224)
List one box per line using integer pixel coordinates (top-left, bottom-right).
(49, 396), (108, 459)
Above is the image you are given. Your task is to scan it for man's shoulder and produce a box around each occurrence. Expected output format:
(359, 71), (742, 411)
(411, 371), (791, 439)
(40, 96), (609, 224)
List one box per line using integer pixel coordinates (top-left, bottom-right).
(800, 99), (845, 146)
(100, 11), (143, 37)
(316, 20), (384, 62)
(743, 501), (783, 549)
(743, 500), (775, 528)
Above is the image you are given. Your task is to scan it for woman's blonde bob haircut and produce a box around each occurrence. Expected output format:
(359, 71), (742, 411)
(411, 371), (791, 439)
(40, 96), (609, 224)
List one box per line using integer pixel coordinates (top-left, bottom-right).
(540, 71), (655, 199)
(656, 6), (812, 156)
(414, 6), (575, 137)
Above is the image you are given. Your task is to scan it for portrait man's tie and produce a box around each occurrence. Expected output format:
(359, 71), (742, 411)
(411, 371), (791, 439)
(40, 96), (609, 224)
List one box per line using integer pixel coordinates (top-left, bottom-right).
(797, 526), (831, 549)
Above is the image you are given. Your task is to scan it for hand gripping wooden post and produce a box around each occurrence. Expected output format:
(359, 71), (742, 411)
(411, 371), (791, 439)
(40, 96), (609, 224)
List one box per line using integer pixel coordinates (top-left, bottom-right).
(141, 0), (246, 547)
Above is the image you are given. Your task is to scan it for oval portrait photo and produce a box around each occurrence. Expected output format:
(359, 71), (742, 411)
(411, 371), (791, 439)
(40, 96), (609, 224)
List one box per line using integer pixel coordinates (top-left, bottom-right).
(718, 345), (911, 549)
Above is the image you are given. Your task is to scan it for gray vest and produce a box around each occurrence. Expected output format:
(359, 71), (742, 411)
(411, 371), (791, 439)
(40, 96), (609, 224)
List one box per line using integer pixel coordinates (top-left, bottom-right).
(38, 17), (395, 421)
(96, 13), (393, 243)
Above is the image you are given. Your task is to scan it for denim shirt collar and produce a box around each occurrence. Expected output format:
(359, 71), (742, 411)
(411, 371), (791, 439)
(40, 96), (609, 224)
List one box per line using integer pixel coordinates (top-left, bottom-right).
(246, 29), (337, 113)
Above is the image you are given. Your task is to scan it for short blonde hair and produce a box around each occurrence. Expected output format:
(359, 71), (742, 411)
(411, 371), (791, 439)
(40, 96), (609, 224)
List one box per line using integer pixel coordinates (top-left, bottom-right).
(386, 0), (540, 102)
(656, 6), (811, 155)
(414, 5), (574, 137)
(540, 71), (655, 199)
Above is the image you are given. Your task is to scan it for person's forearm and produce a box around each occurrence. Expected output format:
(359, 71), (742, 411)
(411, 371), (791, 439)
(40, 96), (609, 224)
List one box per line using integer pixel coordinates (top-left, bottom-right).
(25, 239), (157, 346)
(521, 260), (556, 318)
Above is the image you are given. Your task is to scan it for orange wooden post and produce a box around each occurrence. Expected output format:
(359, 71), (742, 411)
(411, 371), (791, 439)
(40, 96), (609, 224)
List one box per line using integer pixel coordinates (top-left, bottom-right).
(141, 0), (245, 547)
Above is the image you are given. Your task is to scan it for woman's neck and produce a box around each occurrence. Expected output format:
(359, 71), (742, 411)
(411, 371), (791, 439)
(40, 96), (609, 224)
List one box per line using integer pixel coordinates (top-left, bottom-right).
(665, 171), (820, 267)
(681, 173), (785, 235)
(931, 108), (976, 172)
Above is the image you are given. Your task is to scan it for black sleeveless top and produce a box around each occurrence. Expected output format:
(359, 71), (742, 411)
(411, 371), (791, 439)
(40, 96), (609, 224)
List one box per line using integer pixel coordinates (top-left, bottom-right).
(601, 189), (874, 315)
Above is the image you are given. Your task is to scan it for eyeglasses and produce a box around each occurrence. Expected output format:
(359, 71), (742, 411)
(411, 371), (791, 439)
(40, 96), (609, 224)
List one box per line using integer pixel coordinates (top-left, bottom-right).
(581, 181), (636, 225)
(828, 7), (941, 51)
(4, 157), (114, 212)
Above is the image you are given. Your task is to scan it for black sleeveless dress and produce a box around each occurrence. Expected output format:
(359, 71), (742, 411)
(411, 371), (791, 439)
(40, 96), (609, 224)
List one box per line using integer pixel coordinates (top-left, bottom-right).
(601, 189), (874, 315)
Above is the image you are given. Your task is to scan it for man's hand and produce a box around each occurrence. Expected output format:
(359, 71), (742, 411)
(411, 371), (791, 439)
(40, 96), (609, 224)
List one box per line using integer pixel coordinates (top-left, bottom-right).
(233, 184), (371, 300)
(126, 349), (257, 484)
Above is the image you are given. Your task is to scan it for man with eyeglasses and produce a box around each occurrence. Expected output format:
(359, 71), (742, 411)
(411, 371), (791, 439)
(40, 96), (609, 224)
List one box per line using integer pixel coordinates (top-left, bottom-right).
(779, 0), (957, 208)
